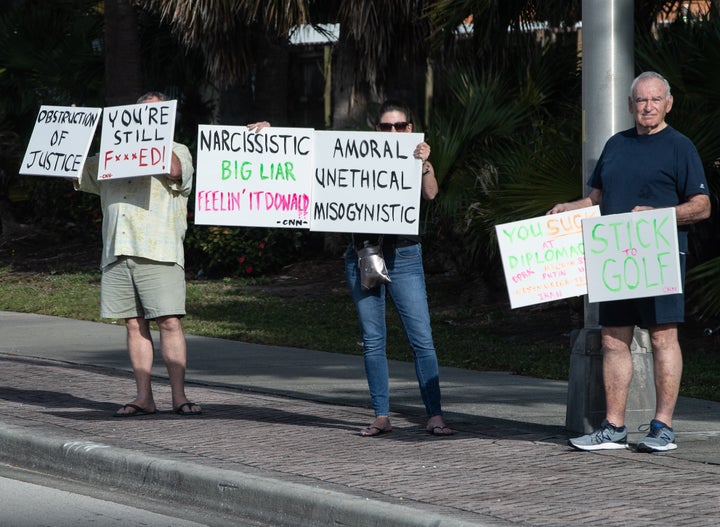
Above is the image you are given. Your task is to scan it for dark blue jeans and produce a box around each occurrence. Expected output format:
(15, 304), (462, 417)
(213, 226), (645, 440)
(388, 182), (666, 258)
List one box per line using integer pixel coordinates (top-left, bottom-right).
(345, 242), (443, 417)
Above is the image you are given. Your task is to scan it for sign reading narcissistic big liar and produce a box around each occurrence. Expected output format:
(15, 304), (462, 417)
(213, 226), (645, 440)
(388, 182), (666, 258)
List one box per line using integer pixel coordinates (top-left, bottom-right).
(194, 125), (314, 229)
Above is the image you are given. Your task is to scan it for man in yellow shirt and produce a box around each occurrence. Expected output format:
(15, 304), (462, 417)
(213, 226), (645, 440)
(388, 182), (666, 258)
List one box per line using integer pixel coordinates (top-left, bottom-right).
(76, 92), (201, 417)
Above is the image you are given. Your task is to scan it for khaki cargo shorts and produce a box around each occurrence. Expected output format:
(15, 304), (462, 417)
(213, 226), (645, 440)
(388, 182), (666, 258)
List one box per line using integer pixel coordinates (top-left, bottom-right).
(101, 256), (186, 320)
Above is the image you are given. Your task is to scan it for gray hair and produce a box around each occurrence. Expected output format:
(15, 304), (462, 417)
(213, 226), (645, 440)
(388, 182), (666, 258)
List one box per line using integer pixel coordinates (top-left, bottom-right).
(137, 91), (168, 103)
(630, 72), (672, 99)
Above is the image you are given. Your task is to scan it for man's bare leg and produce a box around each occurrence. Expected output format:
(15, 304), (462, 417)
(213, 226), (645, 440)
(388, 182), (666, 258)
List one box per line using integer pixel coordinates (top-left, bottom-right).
(648, 323), (682, 427)
(114, 317), (157, 415)
(601, 325), (635, 427)
(157, 315), (201, 414)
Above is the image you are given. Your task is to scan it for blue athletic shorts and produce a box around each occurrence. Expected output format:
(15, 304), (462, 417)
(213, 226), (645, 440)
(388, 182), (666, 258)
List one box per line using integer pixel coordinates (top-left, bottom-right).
(598, 253), (685, 327)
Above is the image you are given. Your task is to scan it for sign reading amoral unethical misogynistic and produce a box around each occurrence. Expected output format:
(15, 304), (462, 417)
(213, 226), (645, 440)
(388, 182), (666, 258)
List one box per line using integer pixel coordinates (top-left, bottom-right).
(311, 130), (424, 235)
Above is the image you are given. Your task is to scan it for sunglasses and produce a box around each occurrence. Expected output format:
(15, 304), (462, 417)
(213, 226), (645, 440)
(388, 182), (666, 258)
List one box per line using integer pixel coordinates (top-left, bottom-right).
(377, 121), (410, 132)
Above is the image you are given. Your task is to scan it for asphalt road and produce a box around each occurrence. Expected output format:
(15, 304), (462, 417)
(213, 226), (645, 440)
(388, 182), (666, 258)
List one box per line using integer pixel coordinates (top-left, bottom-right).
(0, 463), (266, 527)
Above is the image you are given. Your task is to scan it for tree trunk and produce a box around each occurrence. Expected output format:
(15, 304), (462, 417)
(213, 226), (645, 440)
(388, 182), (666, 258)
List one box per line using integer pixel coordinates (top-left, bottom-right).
(104, 0), (142, 106)
(331, 40), (369, 130)
(254, 33), (290, 125)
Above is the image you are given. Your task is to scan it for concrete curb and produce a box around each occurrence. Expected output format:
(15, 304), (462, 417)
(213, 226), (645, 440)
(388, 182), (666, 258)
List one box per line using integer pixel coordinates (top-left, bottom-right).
(0, 423), (497, 527)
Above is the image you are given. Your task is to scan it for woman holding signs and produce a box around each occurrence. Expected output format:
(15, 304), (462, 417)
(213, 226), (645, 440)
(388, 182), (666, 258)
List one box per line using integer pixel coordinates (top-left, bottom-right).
(344, 100), (451, 437)
(249, 101), (451, 437)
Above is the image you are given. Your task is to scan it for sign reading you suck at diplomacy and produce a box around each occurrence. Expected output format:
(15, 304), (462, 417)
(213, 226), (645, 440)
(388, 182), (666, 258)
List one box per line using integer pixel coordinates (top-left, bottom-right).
(495, 207), (600, 309)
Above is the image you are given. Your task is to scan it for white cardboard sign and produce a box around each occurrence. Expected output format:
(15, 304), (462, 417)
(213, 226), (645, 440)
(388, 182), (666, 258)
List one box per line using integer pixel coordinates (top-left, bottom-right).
(495, 206), (600, 309)
(97, 100), (176, 180)
(582, 208), (682, 303)
(310, 130), (424, 235)
(194, 125), (314, 228)
(20, 105), (102, 178)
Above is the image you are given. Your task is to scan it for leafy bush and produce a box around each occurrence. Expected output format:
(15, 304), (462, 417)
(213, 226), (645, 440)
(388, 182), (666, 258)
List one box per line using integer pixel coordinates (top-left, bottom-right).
(185, 223), (306, 277)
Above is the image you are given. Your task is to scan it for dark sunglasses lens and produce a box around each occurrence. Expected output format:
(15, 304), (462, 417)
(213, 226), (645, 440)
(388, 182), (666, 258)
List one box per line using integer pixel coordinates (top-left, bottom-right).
(378, 122), (408, 131)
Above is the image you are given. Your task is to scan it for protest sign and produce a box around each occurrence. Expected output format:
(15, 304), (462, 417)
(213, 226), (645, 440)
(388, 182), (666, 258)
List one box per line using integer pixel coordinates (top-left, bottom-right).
(311, 131), (424, 235)
(495, 206), (600, 309)
(97, 99), (176, 180)
(582, 208), (681, 303)
(20, 105), (102, 178)
(194, 125), (314, 228)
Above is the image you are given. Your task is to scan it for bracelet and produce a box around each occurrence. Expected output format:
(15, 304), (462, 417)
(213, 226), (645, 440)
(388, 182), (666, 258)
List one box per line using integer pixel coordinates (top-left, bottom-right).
(422, 165), (431, 177)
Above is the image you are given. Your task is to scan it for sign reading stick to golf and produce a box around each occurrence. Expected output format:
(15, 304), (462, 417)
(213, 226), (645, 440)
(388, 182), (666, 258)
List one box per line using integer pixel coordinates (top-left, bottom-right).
(581, 207), (681, 303)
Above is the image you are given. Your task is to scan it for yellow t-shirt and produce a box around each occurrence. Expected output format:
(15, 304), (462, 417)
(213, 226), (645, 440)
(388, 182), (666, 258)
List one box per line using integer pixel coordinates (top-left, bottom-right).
(76, 142), (194, 269)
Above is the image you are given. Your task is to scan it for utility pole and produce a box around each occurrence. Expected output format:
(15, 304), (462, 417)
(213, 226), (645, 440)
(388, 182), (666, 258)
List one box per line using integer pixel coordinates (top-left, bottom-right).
(566, 0), (656, 435)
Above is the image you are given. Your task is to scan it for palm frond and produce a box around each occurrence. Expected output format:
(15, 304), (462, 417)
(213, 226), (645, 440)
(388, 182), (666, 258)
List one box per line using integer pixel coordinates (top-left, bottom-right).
(425, 70), (529, 211)
(138, 0), (312, 88)
(337, 0), (431, 88)
(687, 257), (720, 319)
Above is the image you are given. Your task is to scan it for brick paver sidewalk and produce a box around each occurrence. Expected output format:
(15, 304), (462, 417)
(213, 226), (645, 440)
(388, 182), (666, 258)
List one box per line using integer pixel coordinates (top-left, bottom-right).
(1, 353), (719, 526)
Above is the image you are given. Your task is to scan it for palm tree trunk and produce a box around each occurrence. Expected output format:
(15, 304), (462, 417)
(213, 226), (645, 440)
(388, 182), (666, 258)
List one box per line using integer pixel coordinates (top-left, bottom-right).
(254, 33), (290, 125)
(331, 41), (369, 129)
(104, 0), (142, 106)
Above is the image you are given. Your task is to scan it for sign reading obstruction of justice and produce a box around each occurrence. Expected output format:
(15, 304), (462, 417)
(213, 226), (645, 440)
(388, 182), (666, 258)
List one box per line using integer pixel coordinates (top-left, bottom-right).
(495, 206), (600, 309)
(194, 126), (314, 228)
(581, 207), (681, 303)
(97, 99), (177, 180)
(311, 130), (424, 235)
(20, 105), (102, 178)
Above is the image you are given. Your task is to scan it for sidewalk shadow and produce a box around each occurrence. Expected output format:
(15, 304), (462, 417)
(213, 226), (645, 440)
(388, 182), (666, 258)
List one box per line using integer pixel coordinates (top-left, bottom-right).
(0, 387), (117, 413)
(35, 400), (570, 445)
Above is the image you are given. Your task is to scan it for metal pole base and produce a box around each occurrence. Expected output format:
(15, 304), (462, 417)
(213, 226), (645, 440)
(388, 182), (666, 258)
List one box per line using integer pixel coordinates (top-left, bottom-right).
(565, 326), (656, 435)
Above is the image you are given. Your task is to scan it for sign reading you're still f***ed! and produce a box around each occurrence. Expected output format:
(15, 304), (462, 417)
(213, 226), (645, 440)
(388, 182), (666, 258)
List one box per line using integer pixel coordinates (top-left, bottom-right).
(495, 206), (600, 309)
(97, 99), (177, 180)
(582, 207), (681, 303)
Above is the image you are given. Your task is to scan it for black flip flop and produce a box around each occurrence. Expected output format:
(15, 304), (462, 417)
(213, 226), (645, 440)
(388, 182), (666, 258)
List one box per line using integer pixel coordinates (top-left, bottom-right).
(174, 402), (202, 416)
(113, 403), (157, 418)
(360, 425), (392, 437)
